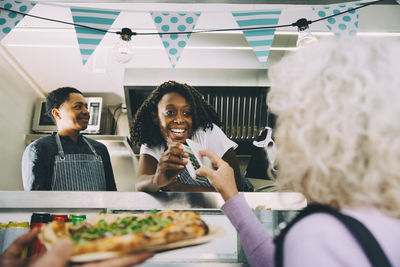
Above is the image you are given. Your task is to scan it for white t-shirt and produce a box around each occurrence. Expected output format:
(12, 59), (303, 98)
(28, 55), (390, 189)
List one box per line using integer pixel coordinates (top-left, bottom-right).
(140, 123), (237, 161)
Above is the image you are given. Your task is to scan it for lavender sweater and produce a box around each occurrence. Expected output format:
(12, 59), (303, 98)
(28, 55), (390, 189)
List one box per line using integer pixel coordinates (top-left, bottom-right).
(221, 194), (400, 267)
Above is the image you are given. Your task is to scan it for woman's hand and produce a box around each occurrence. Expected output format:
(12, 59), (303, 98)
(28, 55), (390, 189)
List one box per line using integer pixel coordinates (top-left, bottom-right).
(153, 142), (189, 188)
(196, 150), (239, 201)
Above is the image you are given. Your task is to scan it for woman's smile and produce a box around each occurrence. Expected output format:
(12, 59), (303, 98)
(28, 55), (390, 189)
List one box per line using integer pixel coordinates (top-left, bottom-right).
(169, 127), (187, 139)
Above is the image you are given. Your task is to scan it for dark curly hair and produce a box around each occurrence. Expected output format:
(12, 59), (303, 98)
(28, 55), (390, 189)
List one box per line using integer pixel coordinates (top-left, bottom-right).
(130, 81), (221, 147)
(46, 87), (82, 122)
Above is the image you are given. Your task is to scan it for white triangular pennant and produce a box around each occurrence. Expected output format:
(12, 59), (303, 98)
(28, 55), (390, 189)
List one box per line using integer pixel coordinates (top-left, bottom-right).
(312, 2), (360, 38)
(151, 11), (200, 68)
(0, 0), (36, 41)
(70, 7), (120, 65)
(232, 10), (281, 67)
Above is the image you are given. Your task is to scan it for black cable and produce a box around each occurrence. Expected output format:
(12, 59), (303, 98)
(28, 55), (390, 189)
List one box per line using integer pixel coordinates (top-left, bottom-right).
(0, 0), (383, 37)
(111, 104), (122, 135)
(136, 22), (294, 36)
(0, 6), (115, 34)
(311, 0), (381, 25)
(113, 107), (124, 135)
(139, 0), (382, 36)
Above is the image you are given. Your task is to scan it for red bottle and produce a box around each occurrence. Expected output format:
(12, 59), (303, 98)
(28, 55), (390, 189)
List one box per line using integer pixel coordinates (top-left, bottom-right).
(28, 213), (52, 256)
(51, 214), (69, 222)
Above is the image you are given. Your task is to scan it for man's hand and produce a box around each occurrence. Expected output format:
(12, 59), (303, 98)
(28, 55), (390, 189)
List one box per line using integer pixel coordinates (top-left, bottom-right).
(29, 238), (73, 267)
(30, 238), (154, 267)
(0, 227), (40, 267)
(0, 228), (154, 267)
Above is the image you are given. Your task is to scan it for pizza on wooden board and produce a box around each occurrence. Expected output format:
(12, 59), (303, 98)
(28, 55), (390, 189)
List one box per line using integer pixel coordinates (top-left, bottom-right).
(38, 210), (222, 262)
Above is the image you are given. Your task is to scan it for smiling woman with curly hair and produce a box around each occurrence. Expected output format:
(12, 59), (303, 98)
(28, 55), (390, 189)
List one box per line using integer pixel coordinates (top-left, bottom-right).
(130, 80), (248, 192)
(131, 81), (221, 147)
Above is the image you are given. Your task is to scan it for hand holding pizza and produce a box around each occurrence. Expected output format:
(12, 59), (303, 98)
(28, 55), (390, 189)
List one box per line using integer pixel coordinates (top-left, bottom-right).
(0, 228), (154, 267)
(0, 227), (41, 267)
(196, 150), (239, 201)
(30, 238), (153, 267)
(154, 141), (189, 188)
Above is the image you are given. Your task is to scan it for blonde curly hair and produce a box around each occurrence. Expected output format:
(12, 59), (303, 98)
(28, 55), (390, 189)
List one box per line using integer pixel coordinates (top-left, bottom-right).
(268, 37), (400, 218)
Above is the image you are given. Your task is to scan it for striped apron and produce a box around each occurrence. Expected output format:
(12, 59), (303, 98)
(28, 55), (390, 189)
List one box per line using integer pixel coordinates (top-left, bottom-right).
(51, 134), (107, 191)
(177, 168), (213, 188)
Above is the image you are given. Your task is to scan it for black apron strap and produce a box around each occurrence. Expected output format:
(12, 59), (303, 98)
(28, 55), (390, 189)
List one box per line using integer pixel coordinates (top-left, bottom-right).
(274, 204), (392, 267)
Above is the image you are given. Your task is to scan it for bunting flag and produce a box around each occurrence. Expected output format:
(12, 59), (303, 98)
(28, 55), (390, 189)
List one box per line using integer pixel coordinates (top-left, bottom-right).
(312, 2), (360, 38)
(151, 11), (200, 68)
(0, 0), (36, 41)
(70, 7), (120, 65)
(232, 10), (281, 67)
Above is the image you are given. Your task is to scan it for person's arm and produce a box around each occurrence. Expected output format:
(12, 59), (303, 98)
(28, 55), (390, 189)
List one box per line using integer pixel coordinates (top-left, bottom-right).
(135, 142), (188, 192)
(135, 154), (161, 192)
(196, 150), (274, 267)
(135, 152), (216, 192)
(0, 227), (154, 267)
(0, 227), (40, 267)
(222, 194), (275, 267)
(29, 239), (154, 267)
(203, 124), (243, 190)
(21, 143), (50, 191)
(221, 148), (243, 191)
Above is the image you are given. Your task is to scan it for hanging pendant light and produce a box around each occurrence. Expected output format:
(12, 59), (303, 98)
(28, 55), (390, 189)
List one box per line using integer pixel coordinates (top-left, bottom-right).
(293, 18), (318, 48)
(113, 28), (135, 64)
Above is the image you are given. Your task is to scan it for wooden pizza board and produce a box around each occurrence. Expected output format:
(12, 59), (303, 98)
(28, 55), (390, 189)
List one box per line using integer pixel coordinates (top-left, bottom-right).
(69, 225), (226, 262)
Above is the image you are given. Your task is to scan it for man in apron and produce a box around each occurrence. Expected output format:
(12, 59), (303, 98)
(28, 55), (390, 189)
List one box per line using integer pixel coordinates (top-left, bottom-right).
(22, 87), (117, 191)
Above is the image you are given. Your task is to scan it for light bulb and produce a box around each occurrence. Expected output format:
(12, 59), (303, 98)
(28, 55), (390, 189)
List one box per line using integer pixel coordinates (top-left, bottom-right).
(113, 28), (134, 64)
(297, 27), (318, 48)
(294, 18), (318, 48)
(113, 39), (133, 64)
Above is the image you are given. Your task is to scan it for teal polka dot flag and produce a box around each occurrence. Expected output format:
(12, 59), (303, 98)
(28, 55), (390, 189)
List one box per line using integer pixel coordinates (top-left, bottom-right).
(151, 11), (200, 68)
(0, 0), (36, 42)
(232, 9), (282, 67)
(312, 2), (360, 38)
(70, 7), (120, 65)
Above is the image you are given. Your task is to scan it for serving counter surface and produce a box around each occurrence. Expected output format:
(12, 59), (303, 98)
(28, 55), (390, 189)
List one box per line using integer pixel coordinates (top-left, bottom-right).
(0, 191), (305, 210)
(0, 191), (306, 266)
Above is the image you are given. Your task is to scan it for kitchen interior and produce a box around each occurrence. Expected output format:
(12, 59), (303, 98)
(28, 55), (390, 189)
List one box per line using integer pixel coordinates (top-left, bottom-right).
(0, 0), (399, 265)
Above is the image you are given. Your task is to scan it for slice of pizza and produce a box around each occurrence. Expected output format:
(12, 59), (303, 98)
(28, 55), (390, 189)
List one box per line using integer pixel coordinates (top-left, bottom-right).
(38, 210), (210, 259)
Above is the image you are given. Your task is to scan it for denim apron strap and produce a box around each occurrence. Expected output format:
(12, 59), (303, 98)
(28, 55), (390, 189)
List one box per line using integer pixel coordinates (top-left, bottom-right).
(51, 134), (107, 191)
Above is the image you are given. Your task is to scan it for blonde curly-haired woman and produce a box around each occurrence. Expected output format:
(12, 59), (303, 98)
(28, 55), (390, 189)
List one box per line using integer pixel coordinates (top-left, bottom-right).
(197, 38), (400, 267)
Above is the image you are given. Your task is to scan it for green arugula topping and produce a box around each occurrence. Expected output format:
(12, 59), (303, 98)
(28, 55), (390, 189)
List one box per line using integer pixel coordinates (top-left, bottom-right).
(70, 216), (172, 245)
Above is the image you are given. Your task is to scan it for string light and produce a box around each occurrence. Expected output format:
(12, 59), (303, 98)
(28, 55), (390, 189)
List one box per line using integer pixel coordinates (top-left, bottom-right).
(292, 18), (318, 48)
(112, 28), (135, 63)
(0, 0), (383, 64)
(0, 0), (382, 38)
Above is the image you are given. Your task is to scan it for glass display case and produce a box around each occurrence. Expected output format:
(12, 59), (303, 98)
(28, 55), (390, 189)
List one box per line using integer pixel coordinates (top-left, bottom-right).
(0, 191), (306, 266)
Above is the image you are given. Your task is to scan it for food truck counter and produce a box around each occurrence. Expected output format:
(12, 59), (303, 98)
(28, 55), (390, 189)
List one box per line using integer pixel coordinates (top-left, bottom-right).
(0, 191), (306, 266)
